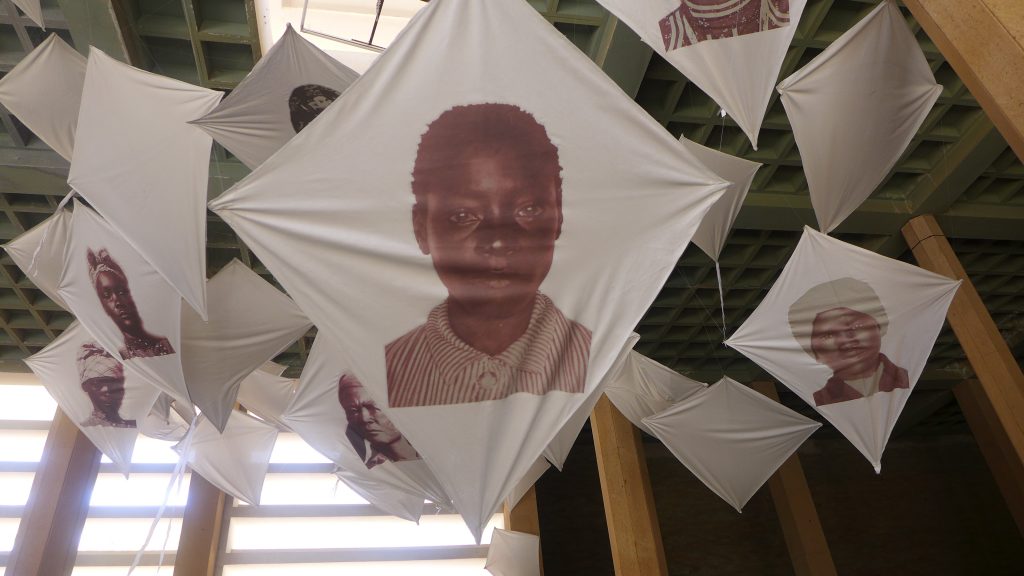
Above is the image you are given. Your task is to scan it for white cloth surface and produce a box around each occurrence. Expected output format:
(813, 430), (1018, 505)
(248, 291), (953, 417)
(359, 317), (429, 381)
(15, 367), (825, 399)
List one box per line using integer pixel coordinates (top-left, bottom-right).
(777, 0), (942, 233)
(236, 368), (298, 431)
(4, 208), (72, 309)
(485, 529), (542, 576)
(183, 410), (278, 506)
(725, 226), (960, 470)
(210, 0), (725, 541)
(0, 34), (84, 160)
(643, 377), (820, 512)
(10, 0), (44, 28)
(69, 48), (221, 318)
(504, 457), (550, 510)
(605, 351), (706, 435)
(334, 468), (426, 524)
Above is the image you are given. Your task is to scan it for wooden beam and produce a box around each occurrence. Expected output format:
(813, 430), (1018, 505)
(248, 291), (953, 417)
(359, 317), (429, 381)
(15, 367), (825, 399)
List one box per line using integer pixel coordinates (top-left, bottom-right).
(954, 379), (1024, 536)
(751, 382), (837, 576)
(8, 409), (101, 576)
(903, 0), (1024, 161)
(503, 486), (544, 574)
(903, 215), (1024, 528)
(173, 473), (229, 576)
(590, 394), (667, 576)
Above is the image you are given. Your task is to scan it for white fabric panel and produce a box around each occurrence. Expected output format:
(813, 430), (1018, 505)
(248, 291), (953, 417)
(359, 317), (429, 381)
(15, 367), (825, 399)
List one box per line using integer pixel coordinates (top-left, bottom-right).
(210, 0), (725, 541)
(25, 322), (160, 476)
(485, 529), (542, 576)
(58, 201), (190, 405)
(334, 468), (425, 524)
(542, 332), (638, 470)
(0, 34), (84, 160)
(139, 393), (190, 441)
(184, 411), (278, 506)
(282, 334), (452, 509)
(68, 48), (221, 318)
(191, 24), (360, 169)
(598, 0), (807, 149)
(3, 208), (72, 309)
(776, 0), (941, 233)
(725, 227), (960, 470)
(605, 351), (706, 435)
(260, 361), (289, 376)
(504, 457), (550, 510)
(10, 0), (44, 28)
(180, 259), (312, 432)
(680, 137), (762, 261)
(643, 377), (820, 512)
(236, 369), (297, 431)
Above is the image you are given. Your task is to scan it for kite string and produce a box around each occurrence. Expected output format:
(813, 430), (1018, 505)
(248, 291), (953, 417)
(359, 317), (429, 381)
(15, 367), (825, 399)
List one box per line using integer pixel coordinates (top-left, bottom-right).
(715, 261), (727, 338)
(127, 413), (200, 575)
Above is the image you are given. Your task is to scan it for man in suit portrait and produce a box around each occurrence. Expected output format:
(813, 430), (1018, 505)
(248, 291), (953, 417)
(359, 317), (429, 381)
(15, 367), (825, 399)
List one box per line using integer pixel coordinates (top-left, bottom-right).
(386, 103), (591, 408)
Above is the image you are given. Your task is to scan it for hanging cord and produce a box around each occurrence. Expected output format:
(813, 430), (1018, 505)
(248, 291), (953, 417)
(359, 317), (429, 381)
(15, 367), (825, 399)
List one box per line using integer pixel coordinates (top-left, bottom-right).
(715, 261), (727, 339)
(127, 412), (200, 575)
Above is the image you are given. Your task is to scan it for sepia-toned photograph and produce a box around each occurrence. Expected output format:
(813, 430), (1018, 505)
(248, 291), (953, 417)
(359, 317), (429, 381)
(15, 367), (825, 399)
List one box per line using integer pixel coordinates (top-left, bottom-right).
(338, 373), (419, 469)
(789, 278), (909, 407)
(77, 342), (136, 428)
(660, 0), (791, 51)
(385, 103), (592, 408)
(88, 247), (175, 360)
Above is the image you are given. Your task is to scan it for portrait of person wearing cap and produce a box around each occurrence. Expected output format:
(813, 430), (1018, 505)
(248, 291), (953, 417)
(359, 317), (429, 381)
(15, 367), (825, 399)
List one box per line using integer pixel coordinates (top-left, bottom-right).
(788, 277), (909, 407)
(385, 103), (592, 408)
(87, 248), (175, 360)
(338, 373), (420, 469)
(288, 84), (341, 133)
(78, 342), (136, 428)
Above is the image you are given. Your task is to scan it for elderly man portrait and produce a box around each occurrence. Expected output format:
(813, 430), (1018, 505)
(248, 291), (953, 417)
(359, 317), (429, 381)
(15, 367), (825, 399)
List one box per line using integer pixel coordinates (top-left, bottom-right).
(338, 373), (419, 469)
(789, 277), (909, 407)
(88, 248), (174, 360)
(385, 103), (592, 408)
(78, 342), (136, 428)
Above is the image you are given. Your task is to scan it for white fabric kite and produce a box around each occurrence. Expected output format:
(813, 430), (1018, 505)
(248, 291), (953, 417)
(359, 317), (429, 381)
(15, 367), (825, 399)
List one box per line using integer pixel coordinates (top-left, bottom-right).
(0, 34), (84, 160)
(282, 334), (452, 509)
(181, 411), (278, 506)
(681, 137), (761, 262)
(10, 1), (44, 28)
(605, 351), (706, 435)
(210, 0), (725, 541)
(236, 368), (298, 431)
(25, 322), (160, 476)
(485, 529), (542, 576)
(259, 361), (289, 376)
(139, 393), (190, 442)
(542, 333), (638, 470)
(725, 227), (960, 470)
(598, 0), (807, 149)
(180, 259), (312, 432)
(643, 377), (819, 512)
(68, 48), (221, 318)
(191, 24), (360, 169)
(777, 0), (941, 233)
(4, 208), (72, 309)
(504, 457), (550, 510)
(58, 201), (190, 405)
(334, 468), (426, 524)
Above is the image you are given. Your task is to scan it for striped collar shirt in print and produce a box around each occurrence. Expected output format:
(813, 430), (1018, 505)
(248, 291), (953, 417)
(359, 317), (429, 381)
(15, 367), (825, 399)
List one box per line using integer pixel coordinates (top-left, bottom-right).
(385, 292), (592, 408)
(659, 0), (791, 52)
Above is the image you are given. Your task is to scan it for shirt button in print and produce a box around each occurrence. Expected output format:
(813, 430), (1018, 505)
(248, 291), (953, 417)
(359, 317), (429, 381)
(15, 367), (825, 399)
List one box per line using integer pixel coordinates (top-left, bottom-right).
(477, 371), (499, 389)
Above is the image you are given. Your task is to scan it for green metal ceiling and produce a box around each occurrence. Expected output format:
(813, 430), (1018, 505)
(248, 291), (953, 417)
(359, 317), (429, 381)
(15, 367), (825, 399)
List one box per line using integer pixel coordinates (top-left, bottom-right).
(0, 0), (1022, 436)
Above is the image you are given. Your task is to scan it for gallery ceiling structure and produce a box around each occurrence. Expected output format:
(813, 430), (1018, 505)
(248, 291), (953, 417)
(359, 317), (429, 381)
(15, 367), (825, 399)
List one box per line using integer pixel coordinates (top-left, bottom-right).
(0, 0), (1021, 439)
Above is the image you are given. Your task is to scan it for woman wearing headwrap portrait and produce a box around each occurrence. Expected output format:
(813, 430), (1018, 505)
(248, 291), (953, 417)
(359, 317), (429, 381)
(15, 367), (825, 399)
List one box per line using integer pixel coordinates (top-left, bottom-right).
(87, 248), (175, 360)
(78, 342), (136, 428)
(789, 277), (909, 407)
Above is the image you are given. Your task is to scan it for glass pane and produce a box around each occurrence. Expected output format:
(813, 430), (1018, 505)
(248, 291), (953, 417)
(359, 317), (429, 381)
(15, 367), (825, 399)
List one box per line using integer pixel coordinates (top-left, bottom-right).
(222, 559), (489, 576)
(269, 433), (332, 464)
(0, 385), (56, 420)
(0, 472), (35, 506)
(78, 517), (182, 552)
(0, 518), (20, 552)
(0, 430), (47, 461)
(227, 513), (503, 551)
(99, 435), (180, 465)
(249, 473), (367, 506)
(89, 472), (191, 507)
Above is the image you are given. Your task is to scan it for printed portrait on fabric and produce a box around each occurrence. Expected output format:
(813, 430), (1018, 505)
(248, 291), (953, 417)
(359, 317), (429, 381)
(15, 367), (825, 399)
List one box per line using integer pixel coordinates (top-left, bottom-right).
(660, 0), (791, 51)
(288, 84), (341, 133)
(87, 247), (174, 360)
(338, 373), (420, 469)
(385, 103), (592, 408)
(788, 278), (909, 406)
(78, 342), (136, 428)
